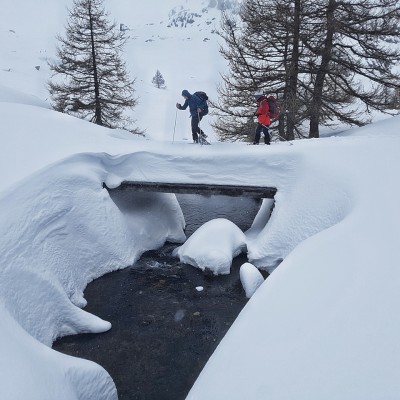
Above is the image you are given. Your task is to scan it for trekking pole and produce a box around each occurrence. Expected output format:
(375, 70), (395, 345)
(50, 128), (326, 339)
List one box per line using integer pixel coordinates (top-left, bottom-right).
(197, 110), (203, 146)
(172, 108), (178, 143)
(277, 133), (293, 145)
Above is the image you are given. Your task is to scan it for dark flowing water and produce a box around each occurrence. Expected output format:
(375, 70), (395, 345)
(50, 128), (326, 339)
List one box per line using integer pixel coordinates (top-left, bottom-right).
(53, 194), (266, 400)
(176, 193), (262, 236)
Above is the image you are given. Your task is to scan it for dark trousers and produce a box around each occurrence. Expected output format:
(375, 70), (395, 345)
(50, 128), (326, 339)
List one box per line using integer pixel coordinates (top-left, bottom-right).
(254, 123), (270, 144)
(191, 114), (205, 142)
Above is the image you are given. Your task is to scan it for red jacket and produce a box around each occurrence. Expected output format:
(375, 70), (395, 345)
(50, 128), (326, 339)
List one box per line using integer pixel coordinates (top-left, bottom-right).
(256, 97), (270, 126)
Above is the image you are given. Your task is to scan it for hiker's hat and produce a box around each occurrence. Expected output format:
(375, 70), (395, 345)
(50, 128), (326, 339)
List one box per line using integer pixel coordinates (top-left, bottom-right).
(254, 91), (263, 100)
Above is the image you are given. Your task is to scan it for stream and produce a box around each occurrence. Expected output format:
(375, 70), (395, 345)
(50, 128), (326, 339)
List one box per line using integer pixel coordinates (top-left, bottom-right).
(53, 193), (266, 400)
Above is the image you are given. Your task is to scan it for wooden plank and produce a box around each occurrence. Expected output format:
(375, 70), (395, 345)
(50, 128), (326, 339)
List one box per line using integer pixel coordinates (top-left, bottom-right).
(107, 181), (277, 198)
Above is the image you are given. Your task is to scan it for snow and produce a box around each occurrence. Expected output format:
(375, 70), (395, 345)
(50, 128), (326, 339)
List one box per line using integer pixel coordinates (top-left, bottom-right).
(173, 218), (247, 275)
(187, 120), (400, 400)
(1, 0), (400, 399)
(3, 98), (400, 400)
(239, 263), (264, 298)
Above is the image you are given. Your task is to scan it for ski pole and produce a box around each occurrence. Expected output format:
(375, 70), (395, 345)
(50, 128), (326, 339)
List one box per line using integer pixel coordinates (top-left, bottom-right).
(173, 108), (178, 143)
(197, 110), (203, 146)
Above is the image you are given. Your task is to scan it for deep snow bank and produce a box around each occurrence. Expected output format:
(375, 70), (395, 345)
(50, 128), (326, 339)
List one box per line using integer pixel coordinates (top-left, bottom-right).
(0, 135), (351, 398)
(187, 118), (400, 400)
(0, 304), (116, 400)
(0, 148), (186, 399)
(3, 100), (399, 399)
(0, 152), (187, 342)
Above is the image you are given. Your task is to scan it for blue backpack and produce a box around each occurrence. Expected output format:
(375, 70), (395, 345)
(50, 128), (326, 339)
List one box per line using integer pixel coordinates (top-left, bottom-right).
(194, 91), (209, 115)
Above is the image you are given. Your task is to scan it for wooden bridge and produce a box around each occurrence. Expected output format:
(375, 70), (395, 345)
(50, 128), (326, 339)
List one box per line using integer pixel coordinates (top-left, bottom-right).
(106, 181), (277, 198)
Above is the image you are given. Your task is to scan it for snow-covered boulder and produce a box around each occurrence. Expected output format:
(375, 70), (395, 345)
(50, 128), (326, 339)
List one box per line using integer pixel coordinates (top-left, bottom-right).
(239, 262), (265, 298)
(173, 218), (247, 275)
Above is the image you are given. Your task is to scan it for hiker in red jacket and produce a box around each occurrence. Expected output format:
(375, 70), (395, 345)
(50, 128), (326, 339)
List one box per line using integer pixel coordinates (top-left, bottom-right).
(253, 93), (271, 145)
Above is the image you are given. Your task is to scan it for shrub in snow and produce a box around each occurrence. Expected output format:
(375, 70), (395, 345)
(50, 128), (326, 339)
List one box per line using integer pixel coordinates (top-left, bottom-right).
(239, 262), (265, 298)
(173, 218), (247, 275)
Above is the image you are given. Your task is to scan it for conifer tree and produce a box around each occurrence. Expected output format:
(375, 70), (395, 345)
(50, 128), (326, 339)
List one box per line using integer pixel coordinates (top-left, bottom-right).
(213, 1), (306, 142)
(215, 0), (400, 141)
(152, 70), (166, 89)
(304, 0), (400, 138)
(48, 0), (137, 130)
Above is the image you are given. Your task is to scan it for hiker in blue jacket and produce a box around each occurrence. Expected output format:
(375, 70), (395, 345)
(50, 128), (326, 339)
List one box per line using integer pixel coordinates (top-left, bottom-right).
(176, 89), (207, 143)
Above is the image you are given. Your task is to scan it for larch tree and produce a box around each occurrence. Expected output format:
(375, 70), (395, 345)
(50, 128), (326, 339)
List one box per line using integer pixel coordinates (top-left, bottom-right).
(213, 0), (306, 142)
(48, 0), (138, 131)
(241, 0), (304, 140)
(211, 12), (259, 142)
(215, 0), (400, 141)
(304, 0), (400, 138)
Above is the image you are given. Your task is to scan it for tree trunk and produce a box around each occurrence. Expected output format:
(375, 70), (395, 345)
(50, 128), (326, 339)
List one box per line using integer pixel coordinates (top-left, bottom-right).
(286, 0), (301, 141)
(309, 0), (336, 138)
(89, 1), (103, 125)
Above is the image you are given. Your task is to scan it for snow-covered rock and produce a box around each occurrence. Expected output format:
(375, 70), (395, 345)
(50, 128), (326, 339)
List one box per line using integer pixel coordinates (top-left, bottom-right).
(239, 262), (264, 298)
(173, 218), (247, 275)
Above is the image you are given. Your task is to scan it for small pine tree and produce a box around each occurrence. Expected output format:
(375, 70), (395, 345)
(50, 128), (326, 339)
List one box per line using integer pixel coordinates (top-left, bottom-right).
(152, 70), (166, 89)
(48, 0), (137, 130)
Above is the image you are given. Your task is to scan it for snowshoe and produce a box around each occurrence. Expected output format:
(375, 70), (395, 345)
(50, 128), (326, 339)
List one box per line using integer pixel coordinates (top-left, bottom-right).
(198, 133), (210, 145)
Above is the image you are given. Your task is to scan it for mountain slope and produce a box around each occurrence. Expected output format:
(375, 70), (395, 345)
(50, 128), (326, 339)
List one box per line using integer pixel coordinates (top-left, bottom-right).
(0, 0), (241, 141)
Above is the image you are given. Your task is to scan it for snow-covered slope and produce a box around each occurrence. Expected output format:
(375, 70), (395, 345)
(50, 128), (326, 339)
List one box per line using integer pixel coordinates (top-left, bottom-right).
(1, 94), (400, 399)
(0, 0), (240, 141)
(187, 119), (400, 399)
